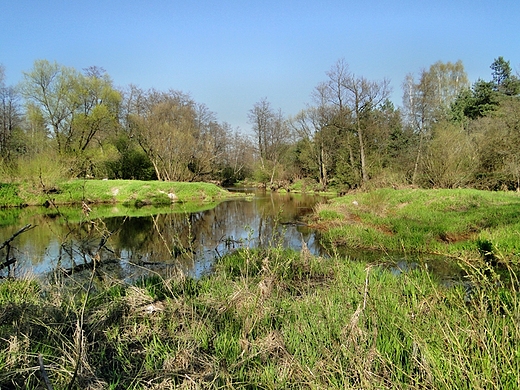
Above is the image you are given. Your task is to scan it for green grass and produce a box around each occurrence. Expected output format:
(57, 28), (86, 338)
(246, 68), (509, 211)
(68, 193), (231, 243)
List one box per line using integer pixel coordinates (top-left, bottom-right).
(1, 246), (519, 388)
(0, 183), (25, 208)
(0, 179), (241, 208)
(2, 188), (520, 388)
(314, 188), (520, 263)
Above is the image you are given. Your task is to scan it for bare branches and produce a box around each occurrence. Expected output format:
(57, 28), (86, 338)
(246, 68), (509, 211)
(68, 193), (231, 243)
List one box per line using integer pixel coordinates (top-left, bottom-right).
(0, 224), (33, 276)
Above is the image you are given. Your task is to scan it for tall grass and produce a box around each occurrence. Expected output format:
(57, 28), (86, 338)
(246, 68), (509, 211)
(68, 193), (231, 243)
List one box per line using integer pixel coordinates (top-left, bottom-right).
(1, 245), (518, 389)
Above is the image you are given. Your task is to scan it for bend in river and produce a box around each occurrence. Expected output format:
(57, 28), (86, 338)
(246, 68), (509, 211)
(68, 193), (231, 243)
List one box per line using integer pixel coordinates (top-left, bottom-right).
(0, 190), (464, 282)
(0, 191), (326, 279)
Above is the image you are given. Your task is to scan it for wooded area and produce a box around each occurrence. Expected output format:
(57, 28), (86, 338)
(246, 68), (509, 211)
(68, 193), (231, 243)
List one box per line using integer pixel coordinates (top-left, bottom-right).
(1, 57), (519, 191)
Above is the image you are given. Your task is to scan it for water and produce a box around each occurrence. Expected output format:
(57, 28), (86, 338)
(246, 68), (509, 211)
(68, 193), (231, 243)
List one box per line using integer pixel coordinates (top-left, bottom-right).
(0, 190), (464, 282)
(0, 190), (327, 279)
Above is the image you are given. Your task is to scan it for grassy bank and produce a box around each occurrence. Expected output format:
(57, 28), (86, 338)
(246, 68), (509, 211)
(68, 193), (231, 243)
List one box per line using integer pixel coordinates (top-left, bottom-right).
(1, 247), (519, 389)
(0, 180), (240, 208)
(313, 188), (520, 263)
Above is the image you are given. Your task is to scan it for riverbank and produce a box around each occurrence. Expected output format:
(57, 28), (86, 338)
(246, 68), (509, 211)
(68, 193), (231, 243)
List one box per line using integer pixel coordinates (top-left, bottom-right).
(1, 246), (518, 388)
(0, 179), (243, 208)
(312, 187), (520, 264)
(1, 187), (519, 388)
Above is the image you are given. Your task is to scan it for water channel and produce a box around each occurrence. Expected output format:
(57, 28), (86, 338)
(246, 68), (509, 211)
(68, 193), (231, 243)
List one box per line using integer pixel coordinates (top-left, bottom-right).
(0, 190), (463, 281)
(0, 190), (327, 279)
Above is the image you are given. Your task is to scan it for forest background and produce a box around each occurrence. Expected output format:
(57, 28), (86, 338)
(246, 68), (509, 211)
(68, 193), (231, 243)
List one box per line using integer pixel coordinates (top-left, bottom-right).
(1, 56), (519, 192)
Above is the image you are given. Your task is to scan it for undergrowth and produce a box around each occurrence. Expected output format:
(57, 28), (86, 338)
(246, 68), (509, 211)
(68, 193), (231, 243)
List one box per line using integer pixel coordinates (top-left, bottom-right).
(1, 245), (519, 389)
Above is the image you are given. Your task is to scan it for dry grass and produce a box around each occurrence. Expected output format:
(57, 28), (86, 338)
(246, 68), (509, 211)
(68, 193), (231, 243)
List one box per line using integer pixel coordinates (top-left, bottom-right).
(1, 245), (519, 389)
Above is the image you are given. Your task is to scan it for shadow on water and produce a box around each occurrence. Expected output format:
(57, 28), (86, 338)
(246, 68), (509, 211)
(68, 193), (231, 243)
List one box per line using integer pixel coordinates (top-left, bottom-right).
(0, 189), (465, 282)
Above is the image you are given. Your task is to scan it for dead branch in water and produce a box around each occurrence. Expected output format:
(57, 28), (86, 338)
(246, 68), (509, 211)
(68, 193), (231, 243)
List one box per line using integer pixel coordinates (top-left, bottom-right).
(0, 224), (34, 275)
(0, 224), (33, 251)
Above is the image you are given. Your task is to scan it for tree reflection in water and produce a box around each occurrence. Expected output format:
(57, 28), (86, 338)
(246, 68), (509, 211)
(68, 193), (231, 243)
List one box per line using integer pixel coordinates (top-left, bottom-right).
(0, 192), (327, 279)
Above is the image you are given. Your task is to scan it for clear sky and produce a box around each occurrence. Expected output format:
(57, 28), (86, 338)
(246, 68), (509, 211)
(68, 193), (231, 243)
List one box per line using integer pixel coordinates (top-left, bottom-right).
(1, 0), (519, 132)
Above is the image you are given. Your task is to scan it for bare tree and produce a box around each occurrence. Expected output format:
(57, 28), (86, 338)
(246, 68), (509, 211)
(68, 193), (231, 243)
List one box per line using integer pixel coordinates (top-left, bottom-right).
(248, 98), (291, 186)
(0, 65), (22, 157)
(131, 91), (196, 181)
(291, 104), (338, 188)
(320, 59), (390, 184)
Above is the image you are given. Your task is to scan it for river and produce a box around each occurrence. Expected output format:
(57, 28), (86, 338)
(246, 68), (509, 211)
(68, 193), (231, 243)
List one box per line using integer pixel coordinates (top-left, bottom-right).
(0, 190), (328, 279)
(0, 189), (464, 281)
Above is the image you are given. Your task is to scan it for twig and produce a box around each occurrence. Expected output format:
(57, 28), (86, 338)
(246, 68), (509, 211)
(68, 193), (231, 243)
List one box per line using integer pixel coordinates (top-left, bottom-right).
(363, 266), (371, 310)
(66, 255), (96, 390)
(151, 214), (173, 255)
(0, 258), (17, 272)
(0, 224), (33, 251)
(65, 234), (108, 390)
(0, 224), (33, 274)
(38, 353), (54, 390)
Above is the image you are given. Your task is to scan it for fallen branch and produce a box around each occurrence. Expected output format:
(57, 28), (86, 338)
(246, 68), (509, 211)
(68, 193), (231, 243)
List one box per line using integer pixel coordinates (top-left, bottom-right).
(60, 258), (118, 276)
(38, 353), (54, 390)
(0, 224), (34, 274)
(0, 224), (33, 251)
(0, 258), (17, 272)
(60, 235), (114, 276)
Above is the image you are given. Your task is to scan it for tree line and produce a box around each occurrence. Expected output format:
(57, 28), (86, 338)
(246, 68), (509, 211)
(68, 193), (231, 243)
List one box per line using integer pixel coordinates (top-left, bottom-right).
(1, 57), (519, 190)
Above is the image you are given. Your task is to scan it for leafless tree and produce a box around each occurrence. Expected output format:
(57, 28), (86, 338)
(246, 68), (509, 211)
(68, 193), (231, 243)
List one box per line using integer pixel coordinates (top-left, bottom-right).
(0, 65), (22, 157)
(320, 59), (390, 184)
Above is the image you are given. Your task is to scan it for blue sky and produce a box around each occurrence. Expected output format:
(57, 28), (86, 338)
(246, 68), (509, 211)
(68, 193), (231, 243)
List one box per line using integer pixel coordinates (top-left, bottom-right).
(1, 0), (519, 132)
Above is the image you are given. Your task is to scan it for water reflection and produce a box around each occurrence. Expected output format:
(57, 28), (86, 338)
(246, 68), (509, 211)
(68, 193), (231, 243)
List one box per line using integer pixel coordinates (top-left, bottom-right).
(0, 191), (327, 279)
(0, 191), (467, 282)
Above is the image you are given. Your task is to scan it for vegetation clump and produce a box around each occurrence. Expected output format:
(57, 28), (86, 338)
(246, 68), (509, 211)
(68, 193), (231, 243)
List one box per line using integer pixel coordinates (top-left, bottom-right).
(0, 183), (25, 208)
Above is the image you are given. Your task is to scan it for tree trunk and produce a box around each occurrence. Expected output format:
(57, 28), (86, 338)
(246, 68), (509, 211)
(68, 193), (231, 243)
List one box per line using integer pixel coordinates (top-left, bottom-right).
(319, 144), (328, 187)
(357, 118), (368, 183)
(412, 132), (424, 185)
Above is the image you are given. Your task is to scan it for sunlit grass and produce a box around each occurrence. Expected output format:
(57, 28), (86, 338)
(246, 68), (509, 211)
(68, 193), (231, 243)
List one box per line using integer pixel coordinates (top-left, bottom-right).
(316, 188), (520, 263)
(0, 179), (243, 208)
(0, 183), (25, 208)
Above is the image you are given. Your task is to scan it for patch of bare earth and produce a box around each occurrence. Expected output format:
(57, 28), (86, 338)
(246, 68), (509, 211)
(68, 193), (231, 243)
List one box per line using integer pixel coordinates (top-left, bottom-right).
(438, 231), (475, 244)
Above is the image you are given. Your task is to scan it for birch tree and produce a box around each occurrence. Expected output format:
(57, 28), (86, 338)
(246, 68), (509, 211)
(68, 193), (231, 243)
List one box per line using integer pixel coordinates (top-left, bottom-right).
(402, 60), (468, 184)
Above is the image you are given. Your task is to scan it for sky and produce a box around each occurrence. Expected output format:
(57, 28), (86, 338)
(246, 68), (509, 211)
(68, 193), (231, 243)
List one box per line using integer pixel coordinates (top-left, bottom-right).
(1, 0), (519, 132)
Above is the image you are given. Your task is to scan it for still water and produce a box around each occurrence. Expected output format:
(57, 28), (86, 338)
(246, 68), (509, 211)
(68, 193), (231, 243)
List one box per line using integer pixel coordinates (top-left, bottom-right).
(0, 190), (463, 281)
(0, 191), (327, 279)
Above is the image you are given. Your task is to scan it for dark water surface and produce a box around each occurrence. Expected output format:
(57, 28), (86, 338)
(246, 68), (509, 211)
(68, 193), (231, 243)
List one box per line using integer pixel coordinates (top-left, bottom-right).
(0, 191), (328, 279)
(0, 190), (463, 281)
